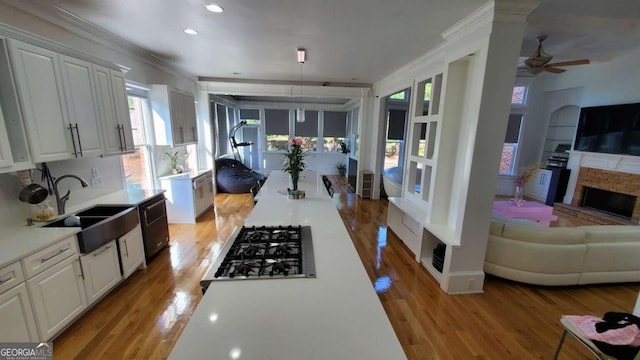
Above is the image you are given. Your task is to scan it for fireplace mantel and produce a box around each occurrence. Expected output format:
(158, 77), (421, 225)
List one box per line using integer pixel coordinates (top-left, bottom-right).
(564, 151), (640, 217)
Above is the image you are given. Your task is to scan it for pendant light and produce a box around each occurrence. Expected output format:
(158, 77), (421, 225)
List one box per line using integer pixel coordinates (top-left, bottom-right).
(296, 48), (306, 123)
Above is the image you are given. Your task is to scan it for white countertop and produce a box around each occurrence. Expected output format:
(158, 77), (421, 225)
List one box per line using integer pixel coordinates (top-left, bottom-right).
(169, 171), (407, 360)
(158, 168), (212, 181)
(0, 188), (165, 268)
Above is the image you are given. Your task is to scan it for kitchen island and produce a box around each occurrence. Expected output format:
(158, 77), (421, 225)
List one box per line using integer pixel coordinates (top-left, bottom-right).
(169, 171), (406, 360)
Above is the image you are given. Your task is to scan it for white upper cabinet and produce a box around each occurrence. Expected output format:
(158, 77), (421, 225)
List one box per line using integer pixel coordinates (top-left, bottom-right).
(59, 56), (104, 157)
(0, 103), (14, 169)
(110, 71), (134, 150)
(93, 64), (134, 154)
(150, 85), (198, 146)
(8, 40), (74, 162)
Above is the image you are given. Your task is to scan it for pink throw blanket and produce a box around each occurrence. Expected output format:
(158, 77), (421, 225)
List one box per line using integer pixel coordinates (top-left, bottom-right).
(563, 315), (640, 346)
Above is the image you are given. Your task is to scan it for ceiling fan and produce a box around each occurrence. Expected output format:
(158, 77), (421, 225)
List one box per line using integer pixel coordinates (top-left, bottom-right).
(520, 35), (590, 75)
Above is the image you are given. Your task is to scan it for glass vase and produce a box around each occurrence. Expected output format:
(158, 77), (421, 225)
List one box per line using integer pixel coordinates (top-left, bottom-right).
(513, 185), (524, 206)
(290, 174), (299, 191)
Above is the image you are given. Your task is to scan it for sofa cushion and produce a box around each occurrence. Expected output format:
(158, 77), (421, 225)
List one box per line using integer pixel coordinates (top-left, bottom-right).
(502, 223), (586, 244)
(489, 221), (505, 236)
(485, 235), (586, 274)
(580, 225), (640, 243)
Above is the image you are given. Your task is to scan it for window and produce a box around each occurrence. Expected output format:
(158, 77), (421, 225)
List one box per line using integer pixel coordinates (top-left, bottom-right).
(295, 110), (318, 151)
(240, 108), (260, 125)
(511, 86), (527, 105)
(389, 90), (407, 101)
(385, 109), (407, 170)
(122, 93), (154, 191)
(323, 111), (347, 152)
(265, 109), (289, 151)
(498, 85), (528, 175)
(215, 104), (229, 156)
(499, 114), (523, 175)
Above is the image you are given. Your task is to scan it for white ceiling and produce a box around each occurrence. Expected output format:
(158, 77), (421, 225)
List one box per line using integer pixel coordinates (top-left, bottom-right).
(12, 0), (640, 84)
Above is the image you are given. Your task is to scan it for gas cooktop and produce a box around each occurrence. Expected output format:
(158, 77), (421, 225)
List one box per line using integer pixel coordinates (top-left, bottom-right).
(201, 225), (315, 290)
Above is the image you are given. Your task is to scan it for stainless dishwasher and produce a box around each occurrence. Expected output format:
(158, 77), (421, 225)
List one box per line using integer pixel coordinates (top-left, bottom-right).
(139, 194), (170, 261)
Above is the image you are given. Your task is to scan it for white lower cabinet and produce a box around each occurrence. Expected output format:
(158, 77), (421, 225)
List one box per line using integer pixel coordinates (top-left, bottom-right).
(118, 225), (145, 279)
(27, 255), (86, 341)
(160, 171), (213, 223)
(0, 283), (38, 342)
(80, 240), (121, 305)
(524, 169), (552, 201)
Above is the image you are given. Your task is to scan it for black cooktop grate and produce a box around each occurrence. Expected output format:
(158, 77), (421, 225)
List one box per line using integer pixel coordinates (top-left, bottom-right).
(214, 226), (307, 279)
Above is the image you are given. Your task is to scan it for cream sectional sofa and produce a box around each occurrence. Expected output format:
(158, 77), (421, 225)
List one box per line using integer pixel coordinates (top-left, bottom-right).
(484, 221), (640, 286)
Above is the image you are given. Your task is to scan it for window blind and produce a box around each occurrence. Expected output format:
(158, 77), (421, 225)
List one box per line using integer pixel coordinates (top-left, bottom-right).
(387, 109), (406, 140)
(505, 114), (523, 143)
(295, 111), (318, 136)
(324, 111), (347, 137)
(265, 109), (289, 135)
(240, 108), (259, 120)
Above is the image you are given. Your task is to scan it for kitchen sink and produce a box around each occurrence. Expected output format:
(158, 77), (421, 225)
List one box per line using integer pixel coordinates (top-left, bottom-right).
(43, 205), (139, 253)
(43, 216), (108, 229)
(75, 205), (133, 217)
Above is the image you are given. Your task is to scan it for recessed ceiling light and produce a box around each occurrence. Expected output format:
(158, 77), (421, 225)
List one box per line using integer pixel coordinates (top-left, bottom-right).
(205, 4), (224, 13)
(184, 28), (198, 35)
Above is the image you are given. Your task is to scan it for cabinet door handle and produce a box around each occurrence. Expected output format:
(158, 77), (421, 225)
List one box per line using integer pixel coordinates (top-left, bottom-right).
(93, 245), (112, 257)
(120, 125), (127, 151)
(0, 275), (13, 285)
(123, 239), (129, 257)
(76, 258), (84, 279)
(68, 124), (78, 157)
(116, 124), (124, 151)
(74, 123), (83, 157)
(40, 248), (67, 263)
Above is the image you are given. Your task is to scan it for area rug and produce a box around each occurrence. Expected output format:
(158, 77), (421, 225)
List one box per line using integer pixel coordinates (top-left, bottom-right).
(493, 200), (558, 226)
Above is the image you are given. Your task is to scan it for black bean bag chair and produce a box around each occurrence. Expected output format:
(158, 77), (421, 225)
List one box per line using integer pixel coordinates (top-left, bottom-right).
(215, 158), (266, 194)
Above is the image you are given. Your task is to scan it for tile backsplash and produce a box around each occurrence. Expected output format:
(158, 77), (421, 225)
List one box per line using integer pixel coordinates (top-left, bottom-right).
(0, 156), (125, 226)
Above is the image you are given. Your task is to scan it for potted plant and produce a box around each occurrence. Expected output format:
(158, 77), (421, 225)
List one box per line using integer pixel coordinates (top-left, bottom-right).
(336, 163), (347, 177)
(283, 137), (307, 195)
(165, 151), (184, 174)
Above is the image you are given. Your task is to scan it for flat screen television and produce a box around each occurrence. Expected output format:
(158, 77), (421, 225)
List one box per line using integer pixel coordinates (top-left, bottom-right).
(574, 102), (640, 156)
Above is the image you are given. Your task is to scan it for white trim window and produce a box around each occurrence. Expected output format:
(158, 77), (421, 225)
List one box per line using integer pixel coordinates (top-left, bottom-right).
(263, 108), (348, 153)
(265, 109), (290, 151)
(122, 88), (156, 190)
(498, 86), (528, 175)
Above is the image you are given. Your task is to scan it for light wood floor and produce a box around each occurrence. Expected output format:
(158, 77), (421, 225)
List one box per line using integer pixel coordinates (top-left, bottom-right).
(53, 183), (639, 359)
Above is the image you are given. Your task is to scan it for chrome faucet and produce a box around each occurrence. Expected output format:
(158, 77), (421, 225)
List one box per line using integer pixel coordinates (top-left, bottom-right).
(54, 174), (89, 215)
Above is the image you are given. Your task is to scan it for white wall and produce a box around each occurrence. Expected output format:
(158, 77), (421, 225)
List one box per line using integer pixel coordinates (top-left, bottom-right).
(519, 47), (640, 168)
(543, 47), (640, 108)
(263, 152), (348, 175)
(0, 2), (196, 92)
(511, 47), (640, 200)
(0, 156), (123, 225)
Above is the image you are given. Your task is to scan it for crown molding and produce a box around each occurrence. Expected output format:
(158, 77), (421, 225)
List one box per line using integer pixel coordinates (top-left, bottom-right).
(0, 0), (194, 81)
(442, 0), (539, 42)
(198, 76), (371, 89)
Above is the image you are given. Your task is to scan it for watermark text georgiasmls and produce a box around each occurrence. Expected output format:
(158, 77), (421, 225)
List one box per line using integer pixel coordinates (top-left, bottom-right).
(0, 342), (52, 360)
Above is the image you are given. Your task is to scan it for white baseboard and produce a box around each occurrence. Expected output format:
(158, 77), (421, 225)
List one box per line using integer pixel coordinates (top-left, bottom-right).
(441, 270), (485, 294)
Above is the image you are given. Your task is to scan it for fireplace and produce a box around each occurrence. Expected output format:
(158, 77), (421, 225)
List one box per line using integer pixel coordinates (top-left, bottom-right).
(570, 167), (640, 222)
(582, 187), (637, 219)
